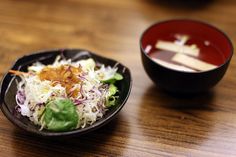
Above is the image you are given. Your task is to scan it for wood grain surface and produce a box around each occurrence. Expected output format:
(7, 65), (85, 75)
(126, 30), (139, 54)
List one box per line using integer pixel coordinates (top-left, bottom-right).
(0, 0), (236, 156)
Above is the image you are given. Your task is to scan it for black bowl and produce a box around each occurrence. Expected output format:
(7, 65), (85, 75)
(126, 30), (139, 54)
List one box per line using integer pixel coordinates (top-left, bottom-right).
(140, 19), (233, 93)
(0, 49), (132, 137)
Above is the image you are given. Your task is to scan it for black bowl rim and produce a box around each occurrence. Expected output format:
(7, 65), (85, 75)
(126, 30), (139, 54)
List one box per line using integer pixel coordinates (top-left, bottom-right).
(140, 19), (234, 74)
(0, 48), (132, 137)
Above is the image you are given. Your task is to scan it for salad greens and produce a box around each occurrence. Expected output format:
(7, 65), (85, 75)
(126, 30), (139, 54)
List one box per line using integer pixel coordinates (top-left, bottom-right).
(102, 73), (123, 84)
(106, 84), (118, 107)
(12, 57), (123, 132)
(43, 99), (78, 131)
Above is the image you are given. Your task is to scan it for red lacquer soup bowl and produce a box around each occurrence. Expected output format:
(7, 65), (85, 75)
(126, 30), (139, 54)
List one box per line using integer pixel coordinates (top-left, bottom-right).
(140, 19), (233, 93)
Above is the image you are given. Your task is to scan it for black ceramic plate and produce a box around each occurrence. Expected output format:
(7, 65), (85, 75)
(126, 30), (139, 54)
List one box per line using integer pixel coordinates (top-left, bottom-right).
(0, 49), (132, 137)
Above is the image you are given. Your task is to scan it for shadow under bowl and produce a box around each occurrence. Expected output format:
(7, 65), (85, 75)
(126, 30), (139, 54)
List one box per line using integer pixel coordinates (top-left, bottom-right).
(140, 19), (233, 94)
(0, 49), (132, 137)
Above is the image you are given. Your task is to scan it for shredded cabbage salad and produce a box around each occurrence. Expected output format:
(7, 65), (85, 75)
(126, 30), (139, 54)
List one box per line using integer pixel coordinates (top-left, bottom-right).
(10, 56), (123, 131)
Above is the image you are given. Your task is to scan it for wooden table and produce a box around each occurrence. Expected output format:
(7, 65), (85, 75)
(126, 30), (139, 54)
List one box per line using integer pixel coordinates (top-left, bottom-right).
(0, 0), (236, 156)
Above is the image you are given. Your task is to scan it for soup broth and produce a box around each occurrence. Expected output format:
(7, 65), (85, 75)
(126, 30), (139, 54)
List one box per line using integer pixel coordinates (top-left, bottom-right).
(147, 33), (225, 72)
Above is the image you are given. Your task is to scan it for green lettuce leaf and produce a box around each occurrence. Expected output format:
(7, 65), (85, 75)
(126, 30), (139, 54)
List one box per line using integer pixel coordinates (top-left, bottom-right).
(102, 73), (123, 84)
(106, 84), (118, 107)
(43, 99), (79, 131)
